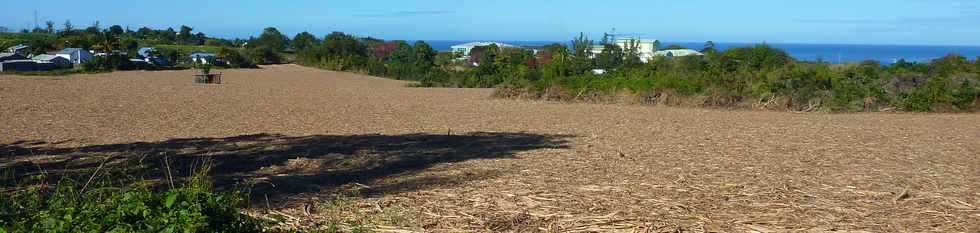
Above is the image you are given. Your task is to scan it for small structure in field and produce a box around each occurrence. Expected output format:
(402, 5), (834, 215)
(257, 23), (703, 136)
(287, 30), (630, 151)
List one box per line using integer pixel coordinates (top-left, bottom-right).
(55, 48), (93, 64)
(192, 66), (222, 84)
(189, 52), (217, 65)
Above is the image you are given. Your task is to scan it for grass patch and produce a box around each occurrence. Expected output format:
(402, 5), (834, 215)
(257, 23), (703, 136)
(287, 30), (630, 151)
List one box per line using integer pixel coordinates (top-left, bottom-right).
(0, 164), (266, 233)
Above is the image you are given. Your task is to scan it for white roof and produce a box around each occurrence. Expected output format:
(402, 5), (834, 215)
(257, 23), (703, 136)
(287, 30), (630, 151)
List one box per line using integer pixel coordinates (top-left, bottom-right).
(451, 42), (518, 49)
(7, 44), (29, 51)
(32, 54), (64, 61)
(653, 49), (704, 57)
(57, 48), (84, 54)
(615, 38), (658, 44)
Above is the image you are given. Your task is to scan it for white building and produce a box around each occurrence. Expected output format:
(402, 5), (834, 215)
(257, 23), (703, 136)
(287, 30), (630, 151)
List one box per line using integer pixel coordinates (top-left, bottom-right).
(189, 52), (217, 64)
(590, 38), (661, 62)
(55, 48), (93, 64)
(450, 42), (519, 59)
(31, 54), (72, 68)
(653, 49), (704, 58)
(6, 44), (30, 55)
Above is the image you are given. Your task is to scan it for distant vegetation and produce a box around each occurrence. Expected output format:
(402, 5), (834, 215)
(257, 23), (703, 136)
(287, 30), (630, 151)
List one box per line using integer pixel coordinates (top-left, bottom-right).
(493, 43), (980, 112)
(288, 31), (978, 112)
(0, 22), (275, 72)
(3, 22), (976, 112)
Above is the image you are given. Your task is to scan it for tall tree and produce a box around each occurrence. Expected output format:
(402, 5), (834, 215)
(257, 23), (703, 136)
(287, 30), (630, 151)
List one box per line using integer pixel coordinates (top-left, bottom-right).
(162, 27), (177, 44)
(291, 32), (319, 50)
(108, 25), (124, 36)
(596, 44), (624, 70)
(194, 32), (206, 45)
(45, 21), (55, 33)
(61, 20), (74, 33)
(135, 27), (153, 39)
(621, 39), (643, 68)
(413, 41), (436, 65)
(322, 31), (365, 57)
(570, 32), (594, 74)
(94, 31), (120, 53)
(257, 27), (289, 51)
(571, 32), (593, 58)
(177, 25), (193, 44)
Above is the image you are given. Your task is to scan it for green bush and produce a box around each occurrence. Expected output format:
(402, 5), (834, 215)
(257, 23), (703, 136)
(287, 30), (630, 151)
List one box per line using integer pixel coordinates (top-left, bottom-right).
(0, 175), (264, 233)
(218, 47), (256, 68)
(246, 46), (283, 65)
(82, 54), (142, 72)
(490, 43), (978, 112)
(897, 76), (979, 112)
(951, 81), (978, 110)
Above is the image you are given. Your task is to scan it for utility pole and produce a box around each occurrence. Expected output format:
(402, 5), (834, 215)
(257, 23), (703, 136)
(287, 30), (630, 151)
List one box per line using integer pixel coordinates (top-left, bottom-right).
(33, 10), (38, 29)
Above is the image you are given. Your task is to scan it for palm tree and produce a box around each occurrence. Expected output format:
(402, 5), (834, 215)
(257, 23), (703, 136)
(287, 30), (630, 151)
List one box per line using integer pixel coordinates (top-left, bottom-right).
(94, 31), (120, 55)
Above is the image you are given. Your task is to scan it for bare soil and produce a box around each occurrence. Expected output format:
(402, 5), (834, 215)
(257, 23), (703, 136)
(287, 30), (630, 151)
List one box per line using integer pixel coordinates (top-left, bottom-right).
(1, 65), (978, 232)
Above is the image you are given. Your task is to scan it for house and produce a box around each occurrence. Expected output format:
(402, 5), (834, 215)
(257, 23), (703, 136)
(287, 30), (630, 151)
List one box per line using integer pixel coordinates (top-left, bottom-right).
(129, 58), (152, 66)
(450, 42), (519, 59)
(0, 52), (28, 62)
(147, 57), (170, 66)
(137, 47), (157, 58)
(136, 47), (169, 66)
(189, 52), (217, 64)
(31, 54), (72, 68)
(0, 60), (59, 72)
(6, 44), (29, 55)
(590, 37), (661, 62)
(55, 48), (93, 64)
(652, 49), (704, 58)
(93, 50), (128, 57)
(0, 53), (72, 72)
(588, 45), (606, 56)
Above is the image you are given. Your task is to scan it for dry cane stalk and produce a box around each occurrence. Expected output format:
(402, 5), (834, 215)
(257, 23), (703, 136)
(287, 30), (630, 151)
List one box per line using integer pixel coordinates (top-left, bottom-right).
(80, 154), (114, 193)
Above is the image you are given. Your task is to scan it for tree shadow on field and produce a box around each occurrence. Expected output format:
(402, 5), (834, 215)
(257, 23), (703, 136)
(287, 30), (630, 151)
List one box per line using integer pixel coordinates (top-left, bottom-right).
(0, 132), (572, 205)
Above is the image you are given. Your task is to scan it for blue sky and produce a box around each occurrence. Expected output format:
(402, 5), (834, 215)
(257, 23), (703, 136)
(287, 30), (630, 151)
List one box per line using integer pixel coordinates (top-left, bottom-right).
(2, 0), (979, 45)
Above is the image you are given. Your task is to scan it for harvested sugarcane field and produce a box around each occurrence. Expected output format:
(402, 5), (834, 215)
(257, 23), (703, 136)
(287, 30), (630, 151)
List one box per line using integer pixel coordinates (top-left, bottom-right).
(1, 65), (977, 232)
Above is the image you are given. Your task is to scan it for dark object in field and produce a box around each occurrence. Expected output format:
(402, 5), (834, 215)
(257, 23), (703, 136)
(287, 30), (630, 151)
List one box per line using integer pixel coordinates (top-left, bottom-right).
(193, 73), (222, 84)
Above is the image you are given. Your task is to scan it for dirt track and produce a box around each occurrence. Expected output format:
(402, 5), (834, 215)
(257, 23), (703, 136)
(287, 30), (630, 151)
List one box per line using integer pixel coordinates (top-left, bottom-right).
(1, 65), (978, 232)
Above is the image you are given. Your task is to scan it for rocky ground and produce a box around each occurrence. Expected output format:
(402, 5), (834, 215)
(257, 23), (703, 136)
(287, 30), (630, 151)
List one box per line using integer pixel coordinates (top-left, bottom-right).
(1, 65), (977, 232)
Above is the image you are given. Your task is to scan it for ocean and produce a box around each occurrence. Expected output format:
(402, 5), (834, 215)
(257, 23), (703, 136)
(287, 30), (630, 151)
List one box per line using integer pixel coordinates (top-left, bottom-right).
(423, 40), (980, 64)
